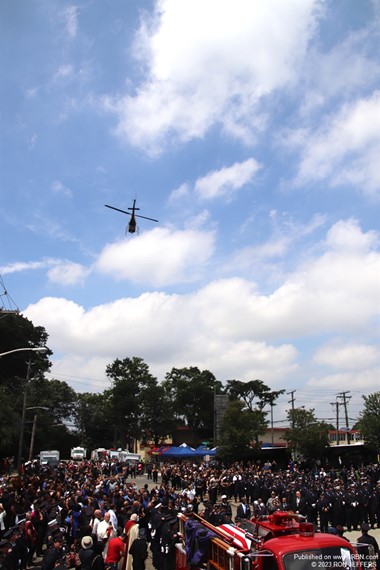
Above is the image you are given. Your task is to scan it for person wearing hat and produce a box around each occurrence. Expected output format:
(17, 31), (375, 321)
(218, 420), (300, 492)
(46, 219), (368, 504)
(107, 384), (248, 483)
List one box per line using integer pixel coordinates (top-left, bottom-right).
(128, 528), (148, 570)
(123, 514), (139, 570)
(357, 522), (379, 569)
(91, 540), (106, 570)
(220, 495), (232, 523)
(3, 527), (27, 570)
(79, 535), (95, 570)
(149, 504), (165, 570)
(41, 534), (64, 570)
(160, 515), (180, 570)
(316, 492), (331, 533)
(335, 525), (349, 542)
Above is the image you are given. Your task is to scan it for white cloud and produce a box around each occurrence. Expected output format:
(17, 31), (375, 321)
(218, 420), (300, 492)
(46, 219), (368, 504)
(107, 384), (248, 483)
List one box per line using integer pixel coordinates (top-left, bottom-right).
(51, 180), (72, 198)
(314, 342), (380, 370)
(194, 158), (261, 200)
(0, 259), (57, 275)
(228, 213), (326, 273)
(168, 182), (190, 203)
(27, 134), (37, 150)
(307, 369), (380, 396)
(95, 227), (215, 286)
(54, 64), (75, 81)
(24, 288), (298, 390)
(103, 0), (319, 153)
(299, 25), (380, 116)
(46, 355), (110, 393)
(325, 218), (379, 252)
(24, 218), (380, 396)
(48, 262), (89, 286)
(295, 92), (380, 197)
(61, 6), (79, 39)
(26, 221), (75, 243)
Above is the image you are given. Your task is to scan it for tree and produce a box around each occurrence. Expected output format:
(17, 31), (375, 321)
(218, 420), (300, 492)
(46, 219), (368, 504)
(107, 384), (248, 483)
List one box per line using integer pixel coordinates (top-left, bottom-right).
(226, 379), (284, 412)
(357, 392), (380, 452)
(218, 400), (265, 461)
(0, 313), (51, 389)
(18, 377), (78, 460)
(0, 390), (20, 454)
(75, 392), (114, 450)
(284, 407), (330, 461)
(106, 356), (157, 448)
(139, 381), (176, 445)
(28, 378), (77, 423)
(163, 367), (223, 429)
(0, 313), (52, 456)
(225, 379), (285, 444)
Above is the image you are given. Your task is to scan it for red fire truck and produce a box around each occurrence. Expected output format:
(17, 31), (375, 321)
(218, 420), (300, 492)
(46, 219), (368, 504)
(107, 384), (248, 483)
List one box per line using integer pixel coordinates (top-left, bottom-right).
(176, 511), (375, 570)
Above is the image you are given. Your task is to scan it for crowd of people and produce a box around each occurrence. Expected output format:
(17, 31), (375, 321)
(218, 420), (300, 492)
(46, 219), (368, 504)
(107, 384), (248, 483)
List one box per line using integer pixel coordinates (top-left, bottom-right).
(0, 457), (379, 569)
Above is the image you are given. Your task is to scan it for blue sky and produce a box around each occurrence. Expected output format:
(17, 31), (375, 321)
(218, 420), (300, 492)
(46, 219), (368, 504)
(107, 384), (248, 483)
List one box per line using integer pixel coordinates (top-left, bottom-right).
(1, 0), (380, 427)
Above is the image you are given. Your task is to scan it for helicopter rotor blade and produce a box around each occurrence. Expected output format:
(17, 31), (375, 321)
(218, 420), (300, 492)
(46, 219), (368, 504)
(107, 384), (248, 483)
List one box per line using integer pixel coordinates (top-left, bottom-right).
(135, 214), (159, 222)
(105, 204), (131, 216)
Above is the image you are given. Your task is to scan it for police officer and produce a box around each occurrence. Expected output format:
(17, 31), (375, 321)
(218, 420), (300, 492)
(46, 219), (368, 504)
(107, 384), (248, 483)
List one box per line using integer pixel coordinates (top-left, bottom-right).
(3, 527), (27, 570)
(220, 495), (232, 523)
(41, 534), (64, 570)
(149, 504), (164, 570)
(160, 515), (180, 570)
(316, 493), (331, 533)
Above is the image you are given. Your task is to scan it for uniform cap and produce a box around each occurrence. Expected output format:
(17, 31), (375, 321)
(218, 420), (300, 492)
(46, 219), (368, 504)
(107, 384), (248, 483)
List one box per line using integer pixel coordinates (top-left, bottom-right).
(361, 522), (369, 532)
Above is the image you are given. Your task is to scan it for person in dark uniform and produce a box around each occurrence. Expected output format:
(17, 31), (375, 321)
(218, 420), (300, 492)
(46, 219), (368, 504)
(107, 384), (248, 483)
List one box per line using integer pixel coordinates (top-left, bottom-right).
(220, 495), (232, 523)
(149, 505), (164, 570)
(357, 522), (379, 570)
(305, 488), (318, 525)
(331, 488), (346, 529)
(41, 534), (64, 570)
(129, 527), (148, 570)
(160, 516), (180, 570)
(3, 527), (27, 570)
(335, 525), (350, 542)
(316, 493), (331, 533)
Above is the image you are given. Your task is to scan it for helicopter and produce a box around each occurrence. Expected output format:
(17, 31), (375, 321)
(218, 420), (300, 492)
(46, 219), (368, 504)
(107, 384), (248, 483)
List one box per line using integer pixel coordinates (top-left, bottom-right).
(105, 199), (159, 234)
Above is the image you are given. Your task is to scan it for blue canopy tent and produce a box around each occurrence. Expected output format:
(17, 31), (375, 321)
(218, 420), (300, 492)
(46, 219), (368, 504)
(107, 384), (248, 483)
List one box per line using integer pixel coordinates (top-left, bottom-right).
(194, 445), (218, 456)
(160, 444), (198, 458)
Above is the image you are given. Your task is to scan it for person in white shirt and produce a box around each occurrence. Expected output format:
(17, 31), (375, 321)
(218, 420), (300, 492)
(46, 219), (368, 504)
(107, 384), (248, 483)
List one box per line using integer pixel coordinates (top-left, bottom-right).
(96, 511), (117, 558)
(90, 509), (102, 537)
(106, 503), (119, 531)
(0, 503), (6, 537)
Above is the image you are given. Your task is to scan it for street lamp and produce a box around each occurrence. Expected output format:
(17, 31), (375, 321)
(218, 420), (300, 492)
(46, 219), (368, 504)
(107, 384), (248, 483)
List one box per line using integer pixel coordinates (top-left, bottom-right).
(28, 407), (49, 461)
(0, 347), (47, 358)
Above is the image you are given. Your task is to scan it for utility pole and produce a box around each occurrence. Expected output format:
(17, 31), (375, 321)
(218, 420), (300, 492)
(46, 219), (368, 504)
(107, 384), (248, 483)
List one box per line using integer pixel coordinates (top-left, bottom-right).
(28, 407), (48, 461)
(29, 414), (38, 462)
(287, 390), (296, 460)
(337, 391), (351, 444)
(287, 390), (296, 428)
(17, 360), (32, 473)
(331, 401), (341, 446)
